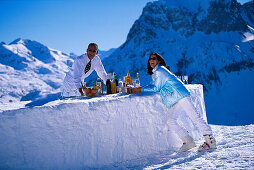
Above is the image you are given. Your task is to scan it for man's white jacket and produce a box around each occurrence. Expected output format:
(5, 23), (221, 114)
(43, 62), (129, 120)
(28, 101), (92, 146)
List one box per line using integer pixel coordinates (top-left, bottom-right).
(61, 53), (107, 97)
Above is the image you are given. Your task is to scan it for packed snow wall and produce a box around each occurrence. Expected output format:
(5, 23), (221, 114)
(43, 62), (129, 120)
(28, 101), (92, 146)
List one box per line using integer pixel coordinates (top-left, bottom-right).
(0, 85), (206, 169)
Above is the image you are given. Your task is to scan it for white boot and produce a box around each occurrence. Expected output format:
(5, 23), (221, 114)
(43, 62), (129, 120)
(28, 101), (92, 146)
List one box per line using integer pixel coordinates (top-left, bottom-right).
(178, 135), (196, 152)
(198, 134), (217, 151)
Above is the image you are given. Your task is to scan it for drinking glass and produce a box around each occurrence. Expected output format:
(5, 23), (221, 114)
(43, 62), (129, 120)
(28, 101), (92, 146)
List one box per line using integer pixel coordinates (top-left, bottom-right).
(177, 76), (182, 82)
(183, 75), (188, 84)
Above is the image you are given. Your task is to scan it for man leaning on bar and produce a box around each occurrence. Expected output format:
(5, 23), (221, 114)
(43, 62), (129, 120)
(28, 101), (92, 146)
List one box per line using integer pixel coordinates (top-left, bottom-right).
(61, 43), (107, 97)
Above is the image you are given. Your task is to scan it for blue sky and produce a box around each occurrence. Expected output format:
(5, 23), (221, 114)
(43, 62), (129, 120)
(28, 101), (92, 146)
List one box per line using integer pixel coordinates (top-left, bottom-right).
(0, 0), (251, 55)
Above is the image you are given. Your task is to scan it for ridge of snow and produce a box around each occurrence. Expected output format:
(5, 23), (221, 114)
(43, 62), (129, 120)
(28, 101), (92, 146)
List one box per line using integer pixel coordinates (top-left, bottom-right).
(160, 0), (210, 12)
(0, 85), (215, 168)
(0, 90), (253, 169)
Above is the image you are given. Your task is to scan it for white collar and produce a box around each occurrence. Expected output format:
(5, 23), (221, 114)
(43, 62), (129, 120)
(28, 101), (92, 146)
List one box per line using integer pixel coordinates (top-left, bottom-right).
(152, 64), (160, 73)
(84, 53), (96, 61)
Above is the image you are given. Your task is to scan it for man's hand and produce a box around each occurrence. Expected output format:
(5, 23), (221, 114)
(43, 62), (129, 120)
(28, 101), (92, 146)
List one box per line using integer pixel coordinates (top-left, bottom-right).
(79, 88), (84, 96)
(131, 88), (141, 93)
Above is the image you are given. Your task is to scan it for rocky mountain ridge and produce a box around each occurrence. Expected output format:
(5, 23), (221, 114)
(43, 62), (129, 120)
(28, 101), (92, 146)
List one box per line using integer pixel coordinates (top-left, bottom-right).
(0, 38), (74, 103)
(101, 0), (254, 124)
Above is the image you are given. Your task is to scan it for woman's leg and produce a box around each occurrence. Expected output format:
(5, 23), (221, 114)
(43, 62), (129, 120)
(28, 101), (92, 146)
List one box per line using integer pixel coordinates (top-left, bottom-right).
(167, 100), (196, 152)
(178, 97), (216, 151)
(178, 97), (212, 136)
(167, 101), (189, 138)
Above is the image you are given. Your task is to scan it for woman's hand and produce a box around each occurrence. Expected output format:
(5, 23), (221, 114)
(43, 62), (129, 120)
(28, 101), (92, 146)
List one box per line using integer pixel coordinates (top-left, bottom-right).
(131, 88), (141, 93)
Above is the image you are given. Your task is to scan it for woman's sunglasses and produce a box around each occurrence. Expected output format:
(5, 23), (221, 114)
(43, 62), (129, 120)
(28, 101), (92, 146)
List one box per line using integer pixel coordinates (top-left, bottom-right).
(88, 49), (97, 53)
(149, 57), (157, 61)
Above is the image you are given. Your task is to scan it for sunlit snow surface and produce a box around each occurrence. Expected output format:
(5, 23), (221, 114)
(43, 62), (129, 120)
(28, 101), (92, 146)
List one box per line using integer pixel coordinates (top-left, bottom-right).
(0, 0), (254, 168)
(0, 91), (253, 169)
(109, 124), (254, 169)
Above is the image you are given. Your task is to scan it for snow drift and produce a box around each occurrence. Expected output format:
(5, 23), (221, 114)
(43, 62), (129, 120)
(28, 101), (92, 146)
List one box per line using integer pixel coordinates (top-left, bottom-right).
(0, 85), (206, 169)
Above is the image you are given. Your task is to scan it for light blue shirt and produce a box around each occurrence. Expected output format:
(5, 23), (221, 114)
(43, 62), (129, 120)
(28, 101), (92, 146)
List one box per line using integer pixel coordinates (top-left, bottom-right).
(142, 64), (190, 108)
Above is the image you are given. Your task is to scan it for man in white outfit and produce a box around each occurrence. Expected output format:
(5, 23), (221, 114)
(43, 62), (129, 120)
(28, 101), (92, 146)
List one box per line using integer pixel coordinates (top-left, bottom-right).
(61, 43), (107, 97)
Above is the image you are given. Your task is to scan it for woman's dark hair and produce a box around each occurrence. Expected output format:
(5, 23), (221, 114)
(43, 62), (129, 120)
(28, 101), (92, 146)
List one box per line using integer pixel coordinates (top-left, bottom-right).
(147, 52), (170, 75)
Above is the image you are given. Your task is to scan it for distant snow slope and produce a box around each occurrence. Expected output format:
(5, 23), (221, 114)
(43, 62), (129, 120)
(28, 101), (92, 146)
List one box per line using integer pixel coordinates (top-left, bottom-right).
(0, 38), (74, 103)
(0, 39), (114, 104)
(98, 48), (116, 60)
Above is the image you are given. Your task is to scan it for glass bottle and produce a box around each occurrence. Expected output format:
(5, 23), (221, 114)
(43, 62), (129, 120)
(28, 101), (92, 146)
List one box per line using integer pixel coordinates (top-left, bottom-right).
(93, 82), (96, 89)
(96, 78), (103, 94)
(135, 73), (140, 87)
(118, 77), (123, 93)
(114, 73), (119, 93)
(111, 73), (116, 94)
(126, 71), (132, 85)
(106, 73), (112, 94)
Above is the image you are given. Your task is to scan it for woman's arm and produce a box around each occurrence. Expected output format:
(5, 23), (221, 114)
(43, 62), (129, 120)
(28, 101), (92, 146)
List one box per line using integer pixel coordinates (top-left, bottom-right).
(141, 84), (157, 93)
(141, 70), (164, 93)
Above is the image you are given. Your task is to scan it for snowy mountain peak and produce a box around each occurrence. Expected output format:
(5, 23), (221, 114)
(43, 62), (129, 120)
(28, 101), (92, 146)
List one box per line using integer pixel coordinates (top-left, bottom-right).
(159, 0), (210, 12)
(141, 0), (246, 38)
(108, 0), (253, 75)
(9, 38), (55, 63)
(102, 0), (254, 125)
(0, 38), (74, 103)
(9, 37), (25, 45)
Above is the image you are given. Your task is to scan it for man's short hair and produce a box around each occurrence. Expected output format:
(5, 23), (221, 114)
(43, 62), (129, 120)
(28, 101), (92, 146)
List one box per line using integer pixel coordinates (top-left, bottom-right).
(88, 43), (98, 50)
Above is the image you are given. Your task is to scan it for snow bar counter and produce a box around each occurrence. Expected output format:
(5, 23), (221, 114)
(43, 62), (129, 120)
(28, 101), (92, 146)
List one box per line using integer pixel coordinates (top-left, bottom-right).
(0, 84), (207, 169)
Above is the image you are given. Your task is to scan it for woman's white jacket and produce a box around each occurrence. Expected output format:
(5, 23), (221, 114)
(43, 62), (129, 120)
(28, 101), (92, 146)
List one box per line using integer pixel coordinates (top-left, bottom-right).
(142, 64), (190, 108)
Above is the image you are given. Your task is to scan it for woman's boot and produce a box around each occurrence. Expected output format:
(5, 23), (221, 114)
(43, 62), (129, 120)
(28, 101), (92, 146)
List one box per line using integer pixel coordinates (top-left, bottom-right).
(198, 134), (217, 151)
(178, 135), (196, 152)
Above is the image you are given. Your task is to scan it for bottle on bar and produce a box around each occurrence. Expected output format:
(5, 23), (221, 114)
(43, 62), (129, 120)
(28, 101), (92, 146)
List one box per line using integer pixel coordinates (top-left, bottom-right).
(111, 72), (116, 94)
(93, 82), (96, 89)
(123, 76), (126, 87)
(126, 71), (132, 86)
(114, 73), (119, 93)
(96, 78), (103, 94)
(106, 73), (112, 94)
(118, 77), (123, 93)
(135, 72), (140, 87)
(123, 76), (127, 93)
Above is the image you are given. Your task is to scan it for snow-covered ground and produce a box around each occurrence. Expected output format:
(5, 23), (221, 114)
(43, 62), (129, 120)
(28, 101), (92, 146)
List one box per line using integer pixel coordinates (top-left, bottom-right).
(107, 124), (254, 169)
(0, 85), (253, 169)
(0, 0), (253, 169)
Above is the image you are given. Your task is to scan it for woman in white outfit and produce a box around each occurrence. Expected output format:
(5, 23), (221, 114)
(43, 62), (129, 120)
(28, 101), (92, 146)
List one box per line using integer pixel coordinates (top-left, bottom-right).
(131, 53), (216, 152)
(61, 43), (107, 97)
